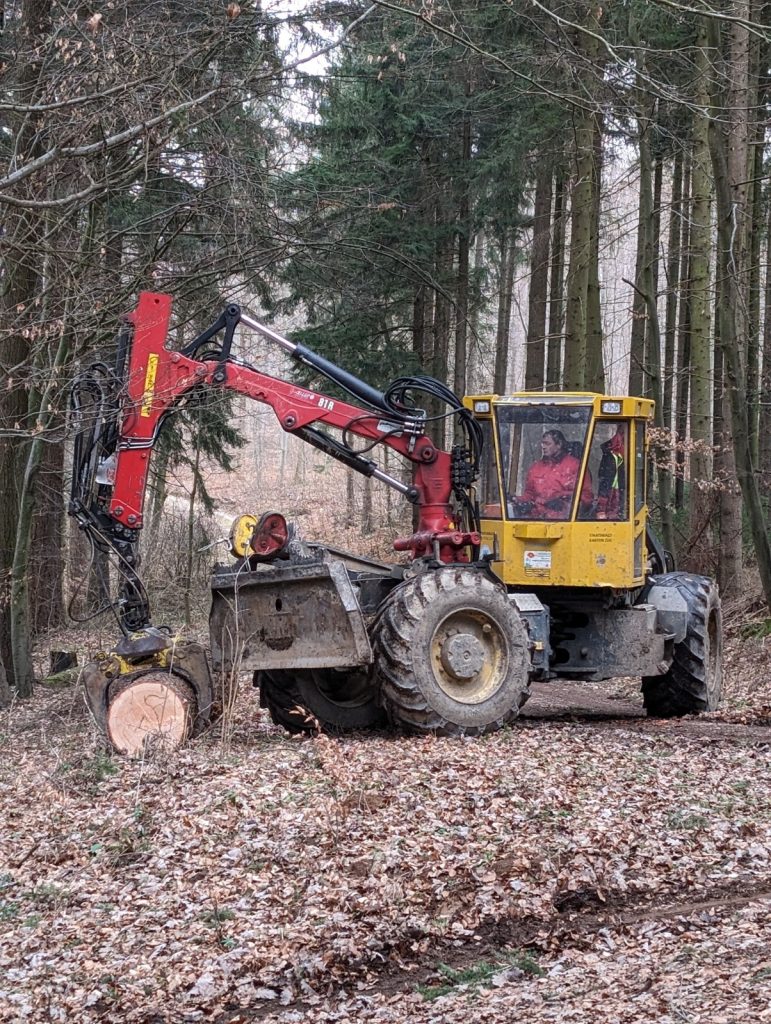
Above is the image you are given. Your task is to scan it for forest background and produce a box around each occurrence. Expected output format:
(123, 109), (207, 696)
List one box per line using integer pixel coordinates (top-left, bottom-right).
(2, 0), (771, 701)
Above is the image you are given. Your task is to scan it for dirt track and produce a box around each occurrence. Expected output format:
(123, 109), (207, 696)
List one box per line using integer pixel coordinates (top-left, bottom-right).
(523, 678), (771, 744)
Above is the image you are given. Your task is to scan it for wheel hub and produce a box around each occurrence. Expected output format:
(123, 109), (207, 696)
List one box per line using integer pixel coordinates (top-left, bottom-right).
(430, 609), (509, 704)
(440, 632), (485, 680)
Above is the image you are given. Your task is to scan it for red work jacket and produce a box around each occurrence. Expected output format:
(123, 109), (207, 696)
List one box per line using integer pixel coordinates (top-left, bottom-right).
(522, 453), (592, 519)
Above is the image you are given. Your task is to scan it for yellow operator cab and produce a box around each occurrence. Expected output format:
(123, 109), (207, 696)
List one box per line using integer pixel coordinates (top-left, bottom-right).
(464, 393), (655, 590)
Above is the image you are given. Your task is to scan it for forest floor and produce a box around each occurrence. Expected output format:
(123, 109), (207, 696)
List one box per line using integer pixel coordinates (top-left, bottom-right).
(2, 604), (771, 1023)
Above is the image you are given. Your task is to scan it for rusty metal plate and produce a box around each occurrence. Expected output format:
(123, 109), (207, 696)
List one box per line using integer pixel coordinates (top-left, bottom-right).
(209, 559), (373, 673)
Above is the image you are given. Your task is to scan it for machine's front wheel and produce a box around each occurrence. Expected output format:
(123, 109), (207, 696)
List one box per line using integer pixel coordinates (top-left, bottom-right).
(642, 573), (722, 717)
(256, 667), (385, 734)
(372, 567), (530, 735)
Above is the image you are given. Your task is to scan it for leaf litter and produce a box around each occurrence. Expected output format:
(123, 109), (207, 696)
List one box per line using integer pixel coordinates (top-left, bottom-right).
(1, 625), (770, 1022)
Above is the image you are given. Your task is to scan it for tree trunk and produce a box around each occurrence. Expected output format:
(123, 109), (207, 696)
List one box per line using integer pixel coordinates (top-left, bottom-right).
(674, 152), (693, 517)
(29, 437), (65, 635)
(760, 185), (771, 492)
(494, 229), (516, 394)
(11, 320), (73, 695)
(651, 153), (664, 309)
(0, 0), (52, 693)
(564, 138), (593, 389)
(362, 475), (374, 536)
(629, 100), (656, 399)
(454, 86), (472, 406)
(628, 168), (648, 397)
(708, 10), (771, 606)
(746, 89), (765, 464)
(432, 229), (452, 449)
(564, 2), (603, 391)
(524, 158), (552, 390)
(663, 150), (684, 435)
(546, 166), (566, 390)
(183, 444), (201, 629)
(0, 654), (10, 708)
(413, 284), (428, 370)
(585, 117), (605, 393)
(687, 37), (715, 569)
(469, 228), (486, 366)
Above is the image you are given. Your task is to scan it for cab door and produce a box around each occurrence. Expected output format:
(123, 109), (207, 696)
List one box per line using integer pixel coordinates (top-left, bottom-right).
(632, 419), (648, 582)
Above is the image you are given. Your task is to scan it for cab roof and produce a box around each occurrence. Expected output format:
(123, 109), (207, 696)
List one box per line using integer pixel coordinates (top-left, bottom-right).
(463, 393), (654, 418)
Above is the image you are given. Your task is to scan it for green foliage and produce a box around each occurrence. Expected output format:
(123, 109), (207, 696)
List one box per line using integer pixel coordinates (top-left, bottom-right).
(0, 900), (19, 922)
(275, 3), (563, 382)
(56, 751), (119, 795)
(153, 389), (247, 517)
(740, 619), (771, 640)
(202, 906), (236, 926)
(417, 949), (544, 1000)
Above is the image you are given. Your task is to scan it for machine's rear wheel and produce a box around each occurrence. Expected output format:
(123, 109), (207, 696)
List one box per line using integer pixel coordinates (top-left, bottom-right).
(372, 567), (530, 735)
(642, 573), (722, 717)
(256, 667), (385, 734)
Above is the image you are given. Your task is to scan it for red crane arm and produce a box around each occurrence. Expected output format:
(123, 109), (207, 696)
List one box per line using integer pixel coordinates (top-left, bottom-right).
(108, 292), (477, 562)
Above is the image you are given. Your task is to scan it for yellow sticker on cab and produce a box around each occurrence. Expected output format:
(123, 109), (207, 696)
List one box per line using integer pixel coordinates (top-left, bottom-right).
(140, 353), (159, 417)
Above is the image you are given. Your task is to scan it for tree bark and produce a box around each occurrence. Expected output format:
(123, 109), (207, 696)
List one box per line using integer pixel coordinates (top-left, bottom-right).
(494, 229), (516, 394)
(454, 97), (472, 403)
(663, 150), (684, 435)
(707, 10), (771, 605)
(10, 309), (73, 695)
(29, 437), (65, 635)
(674, 151), (692, 518)
(629, 99), (656, 398)
(564, 2), (603, 391)
(0, 0), (53, 693)
(564, 137), (592, 389)
(525, 157), (552, 390)
(760, 184), (771, 491)
(546, 166), (566, 390)
(585, 117), (605, 392)
(687, 37), (715, 569)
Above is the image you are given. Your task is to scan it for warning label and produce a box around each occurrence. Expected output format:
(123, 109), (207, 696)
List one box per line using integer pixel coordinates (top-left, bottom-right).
(524, 549), (552, 570)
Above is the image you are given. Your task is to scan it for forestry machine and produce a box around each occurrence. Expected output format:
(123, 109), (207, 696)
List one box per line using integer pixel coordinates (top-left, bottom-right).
(69, 292), (723, 755)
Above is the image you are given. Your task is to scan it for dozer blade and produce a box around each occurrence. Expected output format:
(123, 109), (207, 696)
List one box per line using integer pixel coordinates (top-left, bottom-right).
(209, 557), (373, 674)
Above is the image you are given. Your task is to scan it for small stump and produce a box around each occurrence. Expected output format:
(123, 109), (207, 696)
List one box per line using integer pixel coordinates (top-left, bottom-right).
(107, 672), (196, 757)
(50, 651), (77, 675)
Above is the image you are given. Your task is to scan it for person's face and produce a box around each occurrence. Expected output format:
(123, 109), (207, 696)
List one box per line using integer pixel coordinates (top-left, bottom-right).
(541, 434), (561, 459)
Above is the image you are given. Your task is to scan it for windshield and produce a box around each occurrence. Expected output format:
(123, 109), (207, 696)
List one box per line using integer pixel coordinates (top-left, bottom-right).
(497, 405), (592, 520)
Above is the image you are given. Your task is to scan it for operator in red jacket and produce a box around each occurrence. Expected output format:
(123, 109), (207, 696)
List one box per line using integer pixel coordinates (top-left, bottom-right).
(512, 429), (593, 519)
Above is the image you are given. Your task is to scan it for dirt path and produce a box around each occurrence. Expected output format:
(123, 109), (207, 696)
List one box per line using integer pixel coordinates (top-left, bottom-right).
(522, 679), (771, 744)
(522, 680), (644, 719)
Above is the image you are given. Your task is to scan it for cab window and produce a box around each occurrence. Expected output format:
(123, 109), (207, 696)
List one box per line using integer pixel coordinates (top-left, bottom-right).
(577, 422), (629, 521)
(477, 419), (503, 519)
(496, 404), (592, 520)
(635, 421), (646, 514)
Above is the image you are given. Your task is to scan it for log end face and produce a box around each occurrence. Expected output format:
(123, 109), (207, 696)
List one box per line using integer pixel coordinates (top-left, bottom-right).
(106, 672), (196, 757)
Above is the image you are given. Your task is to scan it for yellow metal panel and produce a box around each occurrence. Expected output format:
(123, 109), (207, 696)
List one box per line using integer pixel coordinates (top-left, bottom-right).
(481, 519), (646, 589)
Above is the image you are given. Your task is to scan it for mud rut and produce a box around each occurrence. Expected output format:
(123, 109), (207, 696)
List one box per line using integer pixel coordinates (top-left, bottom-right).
(213, 683), (771, 1022)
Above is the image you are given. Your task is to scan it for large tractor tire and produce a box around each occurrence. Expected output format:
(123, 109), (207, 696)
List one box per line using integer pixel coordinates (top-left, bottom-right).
(642, 572), (723, 717)
(372, 567), (530, 736)
(256, 667), (386, 735)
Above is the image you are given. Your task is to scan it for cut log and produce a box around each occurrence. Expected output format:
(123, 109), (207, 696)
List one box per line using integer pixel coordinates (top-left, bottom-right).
(107, 671), (196, 757)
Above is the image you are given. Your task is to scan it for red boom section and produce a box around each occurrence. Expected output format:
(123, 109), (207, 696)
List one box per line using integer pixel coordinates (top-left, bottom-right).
(109, 292), (477, 562)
